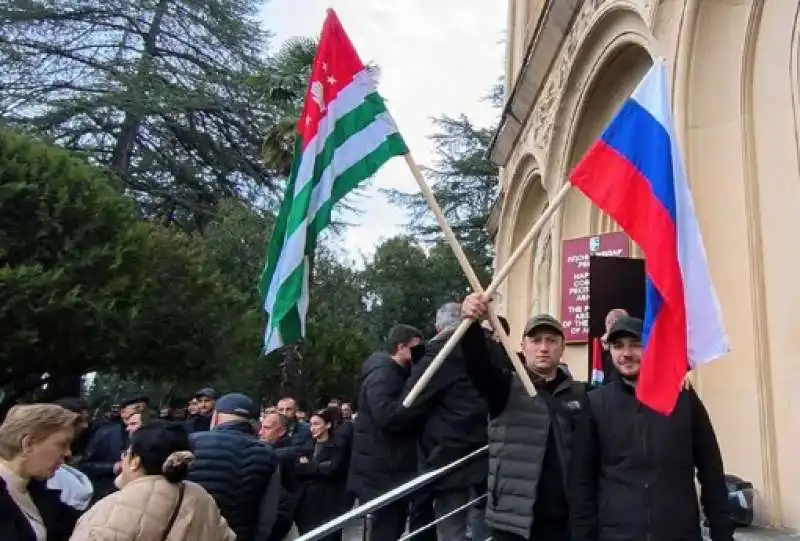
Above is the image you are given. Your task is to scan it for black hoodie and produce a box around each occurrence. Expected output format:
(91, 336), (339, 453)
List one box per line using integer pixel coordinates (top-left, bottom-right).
(346, 351), (419, 501)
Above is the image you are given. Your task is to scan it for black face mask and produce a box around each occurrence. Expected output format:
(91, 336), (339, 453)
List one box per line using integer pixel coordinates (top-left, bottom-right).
(411, 343), (427, 364)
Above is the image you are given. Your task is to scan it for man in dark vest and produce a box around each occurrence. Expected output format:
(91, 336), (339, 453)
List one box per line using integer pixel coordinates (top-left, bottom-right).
(460, 293), (587, 541)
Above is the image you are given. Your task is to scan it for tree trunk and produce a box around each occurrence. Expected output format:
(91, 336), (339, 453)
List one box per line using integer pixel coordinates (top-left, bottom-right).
(278, 252), (315, 402)
(110, 0), (170, 174)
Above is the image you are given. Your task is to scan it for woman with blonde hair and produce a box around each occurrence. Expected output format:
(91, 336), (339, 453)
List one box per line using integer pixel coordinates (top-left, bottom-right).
(70, 420), (234, 541)
(0, 403), (83, 541)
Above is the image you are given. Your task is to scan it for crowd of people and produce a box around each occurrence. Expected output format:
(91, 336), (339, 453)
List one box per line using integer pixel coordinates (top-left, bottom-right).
(0, 387), (357, 541)
(0, 294), (740, 541)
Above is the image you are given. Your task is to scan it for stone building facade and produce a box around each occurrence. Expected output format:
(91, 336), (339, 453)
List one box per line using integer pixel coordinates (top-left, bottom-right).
(490, 0), (800, 528)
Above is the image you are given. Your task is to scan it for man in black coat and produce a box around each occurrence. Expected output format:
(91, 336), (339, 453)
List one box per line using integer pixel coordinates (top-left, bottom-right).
(189, 393), (279, 541)
(79, 395), (147, 501)
(261, 411), (301, 541)
(402, 302), (489, 541)
(184, 388), (216, 434)
(276, 396), (314, 457)
(569, 316), (733, 541)
(347, 323), (424, 541)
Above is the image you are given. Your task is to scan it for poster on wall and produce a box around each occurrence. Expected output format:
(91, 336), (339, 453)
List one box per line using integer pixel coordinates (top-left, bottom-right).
(560, 232), (631, 343)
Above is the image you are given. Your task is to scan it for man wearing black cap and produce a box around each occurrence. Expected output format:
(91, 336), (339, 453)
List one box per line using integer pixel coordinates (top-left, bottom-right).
(79, 395), (148, 501)
(188, 392), (279, 541)
(460, 293), (588, 541)
(185, 387), (216, 433)
(569, 315), (733, 541)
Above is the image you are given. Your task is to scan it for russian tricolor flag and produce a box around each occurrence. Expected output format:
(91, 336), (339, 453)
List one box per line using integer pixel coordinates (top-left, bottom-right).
(570, 58), (729, 414)
(591, 337), (604, 387)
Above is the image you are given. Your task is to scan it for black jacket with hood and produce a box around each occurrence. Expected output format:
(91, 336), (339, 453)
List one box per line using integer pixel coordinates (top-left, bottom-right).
(347, 351), (419, 501)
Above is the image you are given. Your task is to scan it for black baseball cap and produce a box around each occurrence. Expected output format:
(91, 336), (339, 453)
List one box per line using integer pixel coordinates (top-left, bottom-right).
(215, 393), (258, 420)
(194, 388), (217, 400)
(54, 398), (88, 413)
(120, 395), (149, 409)
(523, 314), (564, 338)
(607, 316), (643, 343)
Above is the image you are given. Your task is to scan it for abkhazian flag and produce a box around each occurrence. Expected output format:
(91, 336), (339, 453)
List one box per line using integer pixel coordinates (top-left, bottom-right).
(259, 9), (408, 354)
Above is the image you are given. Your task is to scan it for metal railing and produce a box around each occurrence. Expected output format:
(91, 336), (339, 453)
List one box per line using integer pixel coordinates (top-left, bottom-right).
(295, 445), (489, 541)
(398, 493), (487, 541)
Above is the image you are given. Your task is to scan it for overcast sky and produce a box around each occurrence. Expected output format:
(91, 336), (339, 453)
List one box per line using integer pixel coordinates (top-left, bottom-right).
(260, 1), (507, 260)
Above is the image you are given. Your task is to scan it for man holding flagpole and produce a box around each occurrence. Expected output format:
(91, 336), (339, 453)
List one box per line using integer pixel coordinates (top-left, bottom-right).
(447, 55), (733, 541)
(458, 297), (588, 541)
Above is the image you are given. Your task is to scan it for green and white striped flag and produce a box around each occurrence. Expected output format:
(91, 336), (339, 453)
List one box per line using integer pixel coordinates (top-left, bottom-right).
(259, 9), (408, 354)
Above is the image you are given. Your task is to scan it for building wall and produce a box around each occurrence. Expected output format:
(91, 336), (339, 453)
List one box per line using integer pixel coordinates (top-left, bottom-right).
(495, 0), (800, 528)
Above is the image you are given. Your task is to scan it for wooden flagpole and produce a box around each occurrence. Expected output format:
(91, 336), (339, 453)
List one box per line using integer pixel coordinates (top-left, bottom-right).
(402, 153), (537, 398)
(403, 180), (573, 408)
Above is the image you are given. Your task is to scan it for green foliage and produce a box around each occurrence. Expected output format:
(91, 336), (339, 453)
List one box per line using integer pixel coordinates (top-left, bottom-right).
(0, 1), (505, 410)
(385, 114), (499, 282)
(370, 107), (502, 337)
(0, 0), (281, 224)
(256, 37), (318, 176)
(301, 249), (371, 403)
(362, 236), (473, 337)
(195, 200), (279, 398)
(201, 199), (274, 304)
(0, 129), (247, 407)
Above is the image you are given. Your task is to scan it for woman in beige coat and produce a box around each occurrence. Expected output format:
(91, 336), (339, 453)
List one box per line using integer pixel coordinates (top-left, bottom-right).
(70, 420), (234, 541)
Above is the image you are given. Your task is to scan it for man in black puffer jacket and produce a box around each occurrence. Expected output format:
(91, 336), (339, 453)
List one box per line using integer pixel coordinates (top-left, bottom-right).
(348, 324), (424, 541)
(460, 294), (589, 541)
(189, 393), (279, 541)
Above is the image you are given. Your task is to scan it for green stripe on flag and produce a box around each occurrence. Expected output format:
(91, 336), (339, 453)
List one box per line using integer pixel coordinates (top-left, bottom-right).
(307, 93), (389, 192)
(269, 133), (407, 327)
(283, 94), (389, 243)
(306, 133), (408, 251)
(261, 88), (408, 354)
(259, 137), (303, 301)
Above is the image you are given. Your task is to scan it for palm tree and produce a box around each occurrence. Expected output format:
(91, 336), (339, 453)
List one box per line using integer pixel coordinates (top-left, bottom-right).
(257, 37), (317, 176)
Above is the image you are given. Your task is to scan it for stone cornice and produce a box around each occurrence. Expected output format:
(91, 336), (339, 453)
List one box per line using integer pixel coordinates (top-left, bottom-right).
(489, 0), (582, 166)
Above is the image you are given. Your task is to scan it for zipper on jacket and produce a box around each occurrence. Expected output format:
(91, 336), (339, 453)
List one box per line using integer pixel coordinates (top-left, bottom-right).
(639, 405), (653, 541)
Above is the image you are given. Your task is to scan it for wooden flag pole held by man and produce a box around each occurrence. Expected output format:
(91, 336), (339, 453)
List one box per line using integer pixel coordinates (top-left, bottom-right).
(403, 181), (573, 407)
(402, 153), (537, 398)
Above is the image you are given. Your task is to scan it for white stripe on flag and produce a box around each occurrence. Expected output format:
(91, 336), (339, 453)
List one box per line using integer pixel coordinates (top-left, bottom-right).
(298, 257), (310, 335)
(308, 112), (399, 218)
(265, 70), (373, 313)
(265, 113), (401, 314)
(293, 69), (374, 199)
(632, 58), (729, 366)
(265, 324), (283, 352)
